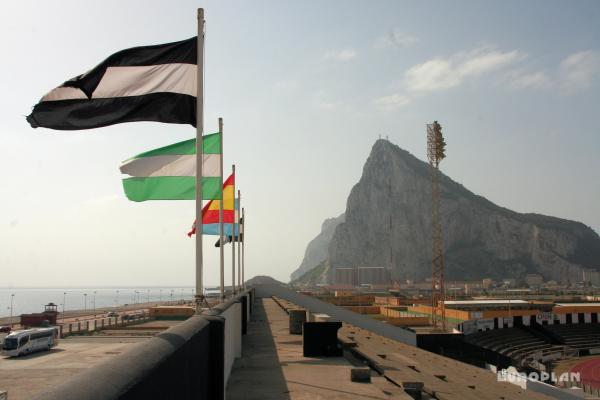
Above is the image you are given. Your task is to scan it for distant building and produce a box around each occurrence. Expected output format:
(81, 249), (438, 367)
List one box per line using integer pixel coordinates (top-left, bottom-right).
(525, 274), (544, 286)
(20, 303), (59, 328)
(334, 290), (354, 297)
(482, 278), (493, 289)
(502, 278), (516, 287)
(334, 266), (391, 286)
(583, 268), (600, 285)
(544, 280), (560, 289)
(334, 268), (356, 286)
(358, 267), (391, 285)
(399, 281), (431, 290)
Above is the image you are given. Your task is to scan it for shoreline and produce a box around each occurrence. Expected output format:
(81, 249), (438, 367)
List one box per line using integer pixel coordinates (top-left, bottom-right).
(0, 300), (190, 326)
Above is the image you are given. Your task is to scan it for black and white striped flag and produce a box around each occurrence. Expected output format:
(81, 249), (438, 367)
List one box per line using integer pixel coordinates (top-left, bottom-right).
(27, 37), (197, 130)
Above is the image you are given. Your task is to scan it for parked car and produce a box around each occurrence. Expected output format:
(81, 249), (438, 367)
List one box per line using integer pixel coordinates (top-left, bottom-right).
(0, 326), (11, 333)
(106, 312), (118, 317)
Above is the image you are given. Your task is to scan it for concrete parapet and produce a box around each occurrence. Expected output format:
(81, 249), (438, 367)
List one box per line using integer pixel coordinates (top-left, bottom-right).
(289, 309), (307, 334)
(350, 367), (371, 383)
(303, 321), (343, 357)
(402, 382), (424, 399)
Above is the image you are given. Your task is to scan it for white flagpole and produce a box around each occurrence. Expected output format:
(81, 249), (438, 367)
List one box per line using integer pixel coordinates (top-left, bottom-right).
(231, 164), (236, 295)
(242, 207), (245, 290)
(218, 117), (225, 301)
(194, 8), (205, 312)
(237, 190), (242, 290)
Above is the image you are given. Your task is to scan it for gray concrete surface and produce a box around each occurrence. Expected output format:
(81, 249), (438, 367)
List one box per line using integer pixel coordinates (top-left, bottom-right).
(0, 336), (147, 400)
(226, 298), (404, 399)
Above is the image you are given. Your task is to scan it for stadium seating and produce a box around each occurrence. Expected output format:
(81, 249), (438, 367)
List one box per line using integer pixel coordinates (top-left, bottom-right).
(545, 323), (600, 351)
(465, 327), (566, 367)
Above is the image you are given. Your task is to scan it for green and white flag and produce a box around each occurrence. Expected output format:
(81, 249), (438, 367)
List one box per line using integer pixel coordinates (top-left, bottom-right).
(120, 132), (221, 201)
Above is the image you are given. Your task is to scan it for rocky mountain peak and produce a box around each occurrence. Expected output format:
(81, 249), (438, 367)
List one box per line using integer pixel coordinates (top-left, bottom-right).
(294, 139), (600, 285)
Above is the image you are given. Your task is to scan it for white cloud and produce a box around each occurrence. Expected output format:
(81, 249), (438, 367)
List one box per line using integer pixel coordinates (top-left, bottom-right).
(375, 94), (411, 110)
(323, 48), (357, 61)
(404, 58), (459, 92)
(559, 50), (600, 93)
(505, 70), (552, 89)
(404, 47), (523, 93)
(458, 49), (523, 76)
(375, 47), (600, 110)
(503, 50), (600, 92)
(374, 46), (524, 112)
(375, 29), (418, 49)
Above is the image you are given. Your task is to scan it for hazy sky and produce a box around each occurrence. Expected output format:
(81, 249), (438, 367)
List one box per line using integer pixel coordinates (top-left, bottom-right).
(1, 0), (599, 287)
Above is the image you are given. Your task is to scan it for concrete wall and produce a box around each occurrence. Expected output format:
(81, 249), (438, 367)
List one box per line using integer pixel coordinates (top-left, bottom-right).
(220, 301), (242, 387)
(553, 305), (600, 314)
(409, 304), (471, 321)
(558, 313), (567, 324)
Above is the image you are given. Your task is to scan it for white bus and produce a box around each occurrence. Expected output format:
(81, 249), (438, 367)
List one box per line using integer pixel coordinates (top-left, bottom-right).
(1, 327), (59, 357)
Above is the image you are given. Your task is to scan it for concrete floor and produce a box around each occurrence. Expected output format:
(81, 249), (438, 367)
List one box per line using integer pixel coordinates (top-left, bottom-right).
(226, 298), (404, 399)
(266, 294), (560, 400)
(0, 336), (147, 400)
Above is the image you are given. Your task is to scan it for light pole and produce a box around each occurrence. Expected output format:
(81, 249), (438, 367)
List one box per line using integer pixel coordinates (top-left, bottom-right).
(9, 294), (14, 327)
(147, 289), (150, 305)
(170, 290), (174, 305)
(159, 289), (162, 303)
(63, 292), (67, 323)
(181, 288), (184, 303)
(83, 293), (87, 312)
(93, 291), (97, 316)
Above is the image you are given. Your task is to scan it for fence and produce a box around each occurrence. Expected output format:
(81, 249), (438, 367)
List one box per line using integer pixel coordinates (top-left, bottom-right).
(59, 313), (151, 337)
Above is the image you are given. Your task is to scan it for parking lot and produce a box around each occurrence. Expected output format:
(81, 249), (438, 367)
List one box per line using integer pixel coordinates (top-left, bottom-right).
(0, 336), (148, 400)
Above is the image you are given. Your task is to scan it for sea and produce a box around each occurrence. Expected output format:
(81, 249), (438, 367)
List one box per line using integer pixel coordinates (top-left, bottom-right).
(0, 287), (199, 318)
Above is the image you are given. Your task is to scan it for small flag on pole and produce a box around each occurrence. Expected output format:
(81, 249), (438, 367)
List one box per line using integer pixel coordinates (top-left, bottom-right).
(120, 133), (221, 201)
(214, 205), (243, 246)
(214, 222), (243, 246)
(27, 37), (197, 130)
(187, 173), (237, 236)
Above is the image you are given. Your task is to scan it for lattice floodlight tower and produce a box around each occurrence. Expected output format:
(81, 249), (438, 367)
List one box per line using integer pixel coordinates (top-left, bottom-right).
(427, 121), (447, 331)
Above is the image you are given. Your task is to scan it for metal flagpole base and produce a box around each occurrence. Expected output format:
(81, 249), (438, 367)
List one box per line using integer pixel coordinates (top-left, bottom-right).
(195, 294), (210, 313)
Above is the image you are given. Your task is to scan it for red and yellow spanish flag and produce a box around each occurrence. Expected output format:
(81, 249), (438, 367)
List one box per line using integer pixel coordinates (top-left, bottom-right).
(187, 173), (235, 237)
